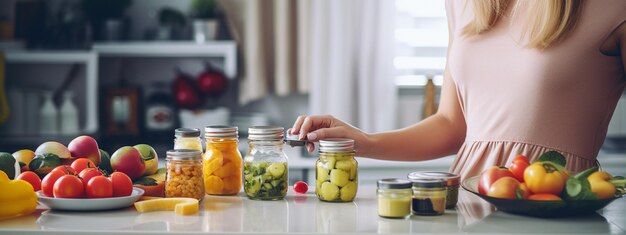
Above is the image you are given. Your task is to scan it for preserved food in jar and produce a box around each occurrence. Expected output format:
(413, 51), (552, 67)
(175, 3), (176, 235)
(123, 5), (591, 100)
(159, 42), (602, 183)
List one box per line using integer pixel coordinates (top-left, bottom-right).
(203, 126), (242, 195)
(377, 178), (412, 218)
(412, 179), (446, 216)
(165, 149), (205, 200)
(244, 126), (288, 200)
(174, 128), (203, 151)
(316, 138), (358, 202)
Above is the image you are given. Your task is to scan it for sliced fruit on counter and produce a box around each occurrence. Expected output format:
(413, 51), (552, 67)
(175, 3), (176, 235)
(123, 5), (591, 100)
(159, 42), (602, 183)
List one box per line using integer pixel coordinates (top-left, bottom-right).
(134, 198), (199, 215)
(12, 150), (35, 172)
(133, 168), (166, 197)
(0, 152), (20, 179)
(28, 153), (62, 178)
(0, 170), (38, 218)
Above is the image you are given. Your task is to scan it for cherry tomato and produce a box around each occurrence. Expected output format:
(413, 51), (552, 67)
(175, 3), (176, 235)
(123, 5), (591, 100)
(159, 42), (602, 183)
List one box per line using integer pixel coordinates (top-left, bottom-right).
(79, 168), (103, 188)
(86, 176), (113, 198)
(479, 166), (516, 195)
(508, 154), (530, 182)
(486, 176), (521, 199)
(53, 175), (84, 198)
(51, 165), (77, 175)
(42, 170), (66, 197)
(293, 181), (308, 194)
(110, 172), (133, 197)
(71, 158), (96, 174)
(16, 171), (42, 191)
(528, 194), (562, 201)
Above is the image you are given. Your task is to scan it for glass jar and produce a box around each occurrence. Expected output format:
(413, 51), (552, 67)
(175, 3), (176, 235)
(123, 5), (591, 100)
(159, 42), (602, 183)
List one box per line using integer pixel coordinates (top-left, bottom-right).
(174, 127), (203, 151)
(377, 178), (412, 218)
(203, 126), (243, 195)
(411, 179), (446, 216)
(165, 149), (205, 200)
(315, 138), (358, 202)
(408, 171), (460, 209)
(243, 126), (289, 200)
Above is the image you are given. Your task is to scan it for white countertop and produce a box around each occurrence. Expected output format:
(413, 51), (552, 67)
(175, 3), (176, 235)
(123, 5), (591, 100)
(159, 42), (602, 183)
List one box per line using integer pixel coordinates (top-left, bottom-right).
(1, 186), (625, 235)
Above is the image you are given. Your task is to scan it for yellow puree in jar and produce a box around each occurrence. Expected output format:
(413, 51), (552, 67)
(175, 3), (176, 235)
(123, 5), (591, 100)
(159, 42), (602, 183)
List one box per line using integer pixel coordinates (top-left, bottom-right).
(174, 137), (203, 151)
(378, 195), (411, 218)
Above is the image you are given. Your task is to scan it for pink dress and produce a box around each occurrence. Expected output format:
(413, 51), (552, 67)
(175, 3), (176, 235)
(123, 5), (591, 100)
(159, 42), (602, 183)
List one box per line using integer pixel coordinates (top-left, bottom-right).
(446, 0), (626, 180)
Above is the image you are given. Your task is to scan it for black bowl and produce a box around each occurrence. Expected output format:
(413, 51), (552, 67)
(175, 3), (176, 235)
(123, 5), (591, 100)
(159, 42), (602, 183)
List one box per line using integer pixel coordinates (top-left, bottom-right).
(461, 176), (619, 217)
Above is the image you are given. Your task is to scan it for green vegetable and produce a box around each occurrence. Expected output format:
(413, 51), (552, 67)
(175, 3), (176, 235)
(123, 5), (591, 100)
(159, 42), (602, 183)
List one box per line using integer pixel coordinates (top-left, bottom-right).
(244, 162), (288, 200)
(564, 166), (598, 200)
(99, 149), (113, 175)
(134, 177), (158, 186)
(536, 151), (567, 167)
(0, 152), (18, 179)
(28, 153), (62, 178)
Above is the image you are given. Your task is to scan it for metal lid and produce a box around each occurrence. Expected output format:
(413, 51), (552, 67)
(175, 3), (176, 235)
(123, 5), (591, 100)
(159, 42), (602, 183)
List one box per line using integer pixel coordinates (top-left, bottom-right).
(377, 178), (412, 189)
(407, 171), (460, 186)
(204, 125), (238, 138)
(411, 178), (445, 188)
(166, 149), (202, 160)
(319, 138), (354, 152)
(175, 128), (201, 137)
(248, 126), (284, 141)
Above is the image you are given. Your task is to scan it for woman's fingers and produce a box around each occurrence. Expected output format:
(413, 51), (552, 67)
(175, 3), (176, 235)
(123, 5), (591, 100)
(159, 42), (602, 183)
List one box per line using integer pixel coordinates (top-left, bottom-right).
(299, 115), (334, 140)
(307, 126), (348, 142)
(290, 115), (307, 135)
(306, 142), (315, 153)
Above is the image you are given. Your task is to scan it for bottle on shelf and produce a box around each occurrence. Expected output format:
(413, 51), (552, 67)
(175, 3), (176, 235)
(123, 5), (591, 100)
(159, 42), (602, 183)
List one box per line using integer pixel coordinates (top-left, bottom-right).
(60, 91), (79, 135)
(39, 92), (58, 135)
(423, 75), (437, 119)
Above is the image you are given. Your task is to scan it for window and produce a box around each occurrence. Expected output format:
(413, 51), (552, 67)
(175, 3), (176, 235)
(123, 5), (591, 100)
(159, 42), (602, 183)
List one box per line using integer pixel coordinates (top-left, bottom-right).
(394, 0), (448, 87)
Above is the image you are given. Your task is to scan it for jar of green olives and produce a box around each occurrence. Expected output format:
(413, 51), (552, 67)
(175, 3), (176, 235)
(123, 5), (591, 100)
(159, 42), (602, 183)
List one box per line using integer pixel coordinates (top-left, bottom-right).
(315, 138), (358, 202)
(243, 126), (289, 200)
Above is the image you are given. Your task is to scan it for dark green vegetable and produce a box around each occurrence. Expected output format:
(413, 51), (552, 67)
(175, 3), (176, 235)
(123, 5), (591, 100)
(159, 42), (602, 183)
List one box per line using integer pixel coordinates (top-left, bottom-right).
(536, 151), (567, 167)
(564, 166), (598, 200)
(99, 149), (113, 175)
(28, 153), (62, 178)
(0, 152), (17, 179)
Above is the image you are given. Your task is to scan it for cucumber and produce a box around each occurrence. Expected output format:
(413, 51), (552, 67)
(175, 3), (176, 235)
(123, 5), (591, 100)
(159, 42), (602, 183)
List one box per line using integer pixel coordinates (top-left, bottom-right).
(243, 161), (288, 200)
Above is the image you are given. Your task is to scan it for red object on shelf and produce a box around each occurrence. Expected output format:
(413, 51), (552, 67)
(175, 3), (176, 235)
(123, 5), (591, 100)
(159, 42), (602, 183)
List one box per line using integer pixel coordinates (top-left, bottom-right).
(197, 63), (228, 98)
(173, 69), (202, 109)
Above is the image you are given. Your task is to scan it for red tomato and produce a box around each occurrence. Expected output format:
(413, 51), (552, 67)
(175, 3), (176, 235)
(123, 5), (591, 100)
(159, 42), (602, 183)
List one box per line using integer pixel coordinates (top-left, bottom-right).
(528, 194), (562, 201)
(486, 176), (521, 199)
(293, 181), (308, 194)
(16, 171), (42, 191)
(42, 170), (66, 197)
(79, 168), (103, 188)
(86, 176), (113, 198)
(478, 166), (516, 195)
(509, 154), (530, 182)
(71, 158), (96, 174)
(51, 165), (77, 175)
(53, 175), (84, 198)
(110, 172), (133, 197)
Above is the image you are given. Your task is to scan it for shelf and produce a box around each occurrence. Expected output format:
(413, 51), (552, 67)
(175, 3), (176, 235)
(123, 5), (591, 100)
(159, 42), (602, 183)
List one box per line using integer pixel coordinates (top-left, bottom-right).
(93, 41), (237, 78)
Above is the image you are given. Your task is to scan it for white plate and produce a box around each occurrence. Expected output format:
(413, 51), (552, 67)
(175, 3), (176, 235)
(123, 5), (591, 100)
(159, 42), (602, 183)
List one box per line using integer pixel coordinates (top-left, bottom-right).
(37, 187), (144, 211)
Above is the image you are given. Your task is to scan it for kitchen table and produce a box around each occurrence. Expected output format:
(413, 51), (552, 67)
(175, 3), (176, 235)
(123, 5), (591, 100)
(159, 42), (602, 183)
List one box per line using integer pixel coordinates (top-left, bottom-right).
(0, 186), (625, 235)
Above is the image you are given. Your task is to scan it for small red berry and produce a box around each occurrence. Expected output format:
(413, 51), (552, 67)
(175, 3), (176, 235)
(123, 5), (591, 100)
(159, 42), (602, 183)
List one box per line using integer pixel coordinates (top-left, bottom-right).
(293, 181), (308, 194)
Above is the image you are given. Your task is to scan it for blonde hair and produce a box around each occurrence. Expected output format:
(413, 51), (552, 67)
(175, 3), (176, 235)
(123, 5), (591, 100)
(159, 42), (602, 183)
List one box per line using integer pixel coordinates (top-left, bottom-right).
(462, 0), (583, 49)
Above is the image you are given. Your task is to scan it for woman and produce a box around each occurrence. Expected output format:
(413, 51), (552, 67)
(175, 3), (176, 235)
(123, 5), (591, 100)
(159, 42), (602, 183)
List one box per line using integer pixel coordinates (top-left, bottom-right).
(289, 0), (626, 179)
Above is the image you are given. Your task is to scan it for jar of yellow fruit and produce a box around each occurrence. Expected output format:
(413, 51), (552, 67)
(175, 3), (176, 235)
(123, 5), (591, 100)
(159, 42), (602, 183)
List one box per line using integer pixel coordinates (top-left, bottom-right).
(315, 138), (358, 202)
(174, 128), (203, 152)
(203, 126), (242, 195)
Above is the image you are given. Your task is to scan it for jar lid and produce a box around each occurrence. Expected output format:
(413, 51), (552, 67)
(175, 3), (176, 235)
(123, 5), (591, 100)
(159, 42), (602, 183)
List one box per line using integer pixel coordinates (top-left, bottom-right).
(248, 126), (284, 141)
(411, 178), (445, 188)
(205, 125), (238, 138)
(319, 138), (354, 152)
(407, 171), (460, 186)
(377, 178), (412, 189)
(175, 128), (201, 137)
(166, 149), (202, 160)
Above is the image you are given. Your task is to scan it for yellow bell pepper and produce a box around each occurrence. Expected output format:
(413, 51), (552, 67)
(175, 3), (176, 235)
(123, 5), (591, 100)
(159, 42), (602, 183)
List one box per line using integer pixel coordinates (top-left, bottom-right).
(588, 171), (616, 200)
(0, 170), (38, 218)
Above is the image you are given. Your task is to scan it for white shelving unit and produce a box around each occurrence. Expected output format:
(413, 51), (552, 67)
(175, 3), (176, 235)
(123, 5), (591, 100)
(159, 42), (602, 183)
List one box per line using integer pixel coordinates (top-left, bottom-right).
(93, 41), (237, 78)
(4, 50), (99, 134)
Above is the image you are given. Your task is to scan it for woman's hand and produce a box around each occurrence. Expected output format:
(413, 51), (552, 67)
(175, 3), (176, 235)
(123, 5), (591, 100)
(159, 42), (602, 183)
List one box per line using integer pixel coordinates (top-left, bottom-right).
(288, 115), (370, 153)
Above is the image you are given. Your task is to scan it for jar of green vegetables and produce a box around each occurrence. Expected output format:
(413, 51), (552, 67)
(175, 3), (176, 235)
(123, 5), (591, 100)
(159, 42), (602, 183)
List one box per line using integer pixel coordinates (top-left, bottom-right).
(315, 138), (358, 202)
(243, 126), (289, 200)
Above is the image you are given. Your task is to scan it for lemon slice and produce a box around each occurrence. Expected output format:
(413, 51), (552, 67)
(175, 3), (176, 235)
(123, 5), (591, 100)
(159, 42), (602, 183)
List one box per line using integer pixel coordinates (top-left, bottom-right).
(134, 198), (199, 215)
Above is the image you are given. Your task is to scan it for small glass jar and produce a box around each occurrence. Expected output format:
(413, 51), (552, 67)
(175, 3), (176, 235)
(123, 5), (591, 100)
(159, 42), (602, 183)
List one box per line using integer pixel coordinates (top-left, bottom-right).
(315, 138), (358, 202)
(174, 128), (203, 152)
(243, 126), (289, 200)
(165, 149), (205, 200)
(411, 179), (446, 216)
(203, 126), (243, 195)
(377, 178), (412, 218)
(408, 171), (460, 209)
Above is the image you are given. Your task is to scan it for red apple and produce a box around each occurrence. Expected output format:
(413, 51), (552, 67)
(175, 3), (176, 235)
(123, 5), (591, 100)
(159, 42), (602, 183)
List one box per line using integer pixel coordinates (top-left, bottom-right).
(173, 70), (202, 109)
(110, 146), (146, 180)
(35, 141), (71, 159)
(68, 135), (101, 166)
(197, 63), (227, 98)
